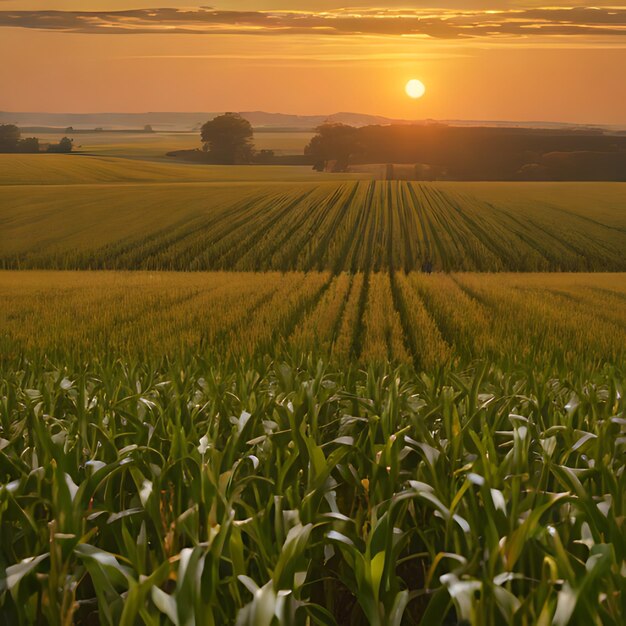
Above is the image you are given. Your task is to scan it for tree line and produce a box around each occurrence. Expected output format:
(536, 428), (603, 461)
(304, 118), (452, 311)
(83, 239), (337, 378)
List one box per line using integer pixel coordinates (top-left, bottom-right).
(194, 115), (626, 180)
(304, 122), (626, 181)
(0, 125), (73, 154)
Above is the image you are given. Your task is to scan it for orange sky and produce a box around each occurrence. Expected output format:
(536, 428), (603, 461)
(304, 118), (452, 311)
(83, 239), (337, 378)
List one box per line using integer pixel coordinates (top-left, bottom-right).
(1, 2), (625, 124)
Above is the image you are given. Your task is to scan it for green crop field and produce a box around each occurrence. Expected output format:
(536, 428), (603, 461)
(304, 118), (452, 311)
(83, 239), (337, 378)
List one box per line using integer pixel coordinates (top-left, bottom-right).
(1, 270), (625, 624)
(1, 146), (626, 625)
(1, 155), (625, 272)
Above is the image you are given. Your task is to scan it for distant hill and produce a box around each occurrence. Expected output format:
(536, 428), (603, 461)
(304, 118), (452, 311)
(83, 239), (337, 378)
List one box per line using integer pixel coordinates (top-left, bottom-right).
(0, 110), (388, 131)
(1, 110), (623, 134)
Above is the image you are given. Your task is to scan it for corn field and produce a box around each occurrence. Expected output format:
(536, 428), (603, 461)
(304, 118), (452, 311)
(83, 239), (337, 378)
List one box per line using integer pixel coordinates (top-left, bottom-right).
(1, 271), (624, 366)
(3, 180), (625, 272)
(1, 267), (625, 623)
(2, 152), (626, 624)
(0, 355), (624, 625)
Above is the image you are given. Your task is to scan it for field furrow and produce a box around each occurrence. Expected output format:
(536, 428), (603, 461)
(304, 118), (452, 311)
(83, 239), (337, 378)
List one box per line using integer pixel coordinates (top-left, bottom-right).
(332, 272), (364, 360)
(361, 273), (410, 363)
(289, 273), (352, 352)
(2, 161), (626, 272)
(392, 272), (451, 368)
(306, 182), (360, 271)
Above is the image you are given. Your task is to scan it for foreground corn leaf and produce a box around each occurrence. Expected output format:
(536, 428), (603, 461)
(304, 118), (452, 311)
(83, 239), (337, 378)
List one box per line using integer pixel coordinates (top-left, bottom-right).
(0, 356), (624, 625)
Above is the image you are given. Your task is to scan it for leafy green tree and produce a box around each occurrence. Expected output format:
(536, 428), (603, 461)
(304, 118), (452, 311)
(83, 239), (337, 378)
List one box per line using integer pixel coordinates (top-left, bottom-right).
(48, 137), (73, 153)
(58, 137), (73, 153)
(200, 113), (254, 164)
(0, 124), (21, 152)
(17, 137), (40, 153)
(305, 123), (360, 171)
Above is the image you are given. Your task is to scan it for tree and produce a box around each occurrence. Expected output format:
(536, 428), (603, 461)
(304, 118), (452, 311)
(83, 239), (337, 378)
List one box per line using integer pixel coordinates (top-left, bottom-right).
(144, 125), (154, 133)
(0, 124), (21, 153)
(304, 123), (360, 171)
(17, 137), (40, 153)
(48, 137), (73, 153)
(200, 113), (254, 164)
(58, 137), (73, 153)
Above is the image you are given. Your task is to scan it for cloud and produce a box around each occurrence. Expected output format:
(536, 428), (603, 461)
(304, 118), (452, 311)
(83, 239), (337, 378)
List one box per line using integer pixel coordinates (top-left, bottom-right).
(0, 6), (625, 39)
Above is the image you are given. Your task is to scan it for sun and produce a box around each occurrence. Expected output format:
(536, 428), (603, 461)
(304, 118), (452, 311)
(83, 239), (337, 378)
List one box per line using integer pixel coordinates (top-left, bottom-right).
(405, 79), (426, 99)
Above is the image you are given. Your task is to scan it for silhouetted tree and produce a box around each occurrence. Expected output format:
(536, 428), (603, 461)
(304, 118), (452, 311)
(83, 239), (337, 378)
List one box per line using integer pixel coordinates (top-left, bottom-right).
(17, 137), (40, 153)
(0, 124), (21, 153)
(305, 123), (626, 181)
(144, 125), (154, 133)
(200, 113), (254, 164)
(305, 123), (360, 171)
(59, 137), (74, 152)
(48, 137), (73, 153)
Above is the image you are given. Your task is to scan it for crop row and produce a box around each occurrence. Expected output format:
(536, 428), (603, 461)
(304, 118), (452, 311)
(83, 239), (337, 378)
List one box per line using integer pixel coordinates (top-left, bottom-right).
(1, 271), (624, 366)
(0, 354), (624, 624)
(3, 181), (625, 272)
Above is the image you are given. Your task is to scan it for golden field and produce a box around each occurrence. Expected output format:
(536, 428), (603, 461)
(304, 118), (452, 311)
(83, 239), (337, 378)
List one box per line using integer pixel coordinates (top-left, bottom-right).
(2, 155), (625, 272)
(1, 270), (624, 365)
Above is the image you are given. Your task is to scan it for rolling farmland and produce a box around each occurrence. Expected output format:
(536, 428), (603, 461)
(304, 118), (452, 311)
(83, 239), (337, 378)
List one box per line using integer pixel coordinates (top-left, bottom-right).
(1, 156), (626, 272)
(1, 150), (626, 625)
(29, 130), (314, 159)
(0, 154), (349, 185)
(3, 1), (626, 620)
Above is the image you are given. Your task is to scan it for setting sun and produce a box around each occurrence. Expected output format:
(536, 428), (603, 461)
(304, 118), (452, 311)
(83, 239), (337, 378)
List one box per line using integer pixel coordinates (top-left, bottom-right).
(1, 3), (625, 624)
(405, 79), (426, 99)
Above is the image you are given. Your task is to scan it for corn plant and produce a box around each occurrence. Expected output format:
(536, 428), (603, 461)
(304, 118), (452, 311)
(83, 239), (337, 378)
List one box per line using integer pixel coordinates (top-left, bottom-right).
(1, 355), (624, 625)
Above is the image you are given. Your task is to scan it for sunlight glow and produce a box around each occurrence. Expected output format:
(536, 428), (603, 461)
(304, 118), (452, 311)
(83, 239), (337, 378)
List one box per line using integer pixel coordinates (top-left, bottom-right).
(405, 79), (426, 99)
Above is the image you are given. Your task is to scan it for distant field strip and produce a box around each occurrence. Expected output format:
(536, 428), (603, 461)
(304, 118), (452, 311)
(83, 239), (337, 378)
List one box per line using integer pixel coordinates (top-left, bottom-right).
(1, 271), (624, 364)
(0, 154), (351, 185)
(2, 174), (625, 271)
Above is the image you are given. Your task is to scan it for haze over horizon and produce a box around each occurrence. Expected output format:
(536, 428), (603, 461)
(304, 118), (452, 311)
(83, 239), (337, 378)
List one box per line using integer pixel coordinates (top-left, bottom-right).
(3, 109), (625, 133)
(1, 1), (625, 125)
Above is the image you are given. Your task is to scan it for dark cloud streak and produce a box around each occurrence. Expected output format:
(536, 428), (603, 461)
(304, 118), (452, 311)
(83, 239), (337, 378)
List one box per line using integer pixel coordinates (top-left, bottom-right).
(0, 7), (625, 38)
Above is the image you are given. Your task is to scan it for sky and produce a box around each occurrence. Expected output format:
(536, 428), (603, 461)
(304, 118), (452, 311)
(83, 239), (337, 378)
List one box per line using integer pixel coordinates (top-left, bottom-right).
(1, 1), (625, 124)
